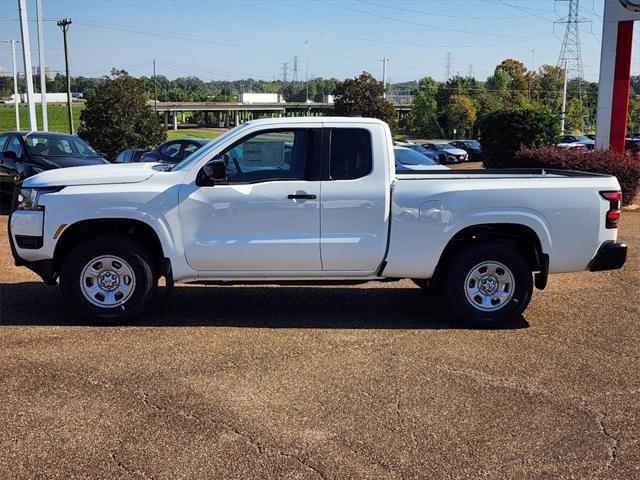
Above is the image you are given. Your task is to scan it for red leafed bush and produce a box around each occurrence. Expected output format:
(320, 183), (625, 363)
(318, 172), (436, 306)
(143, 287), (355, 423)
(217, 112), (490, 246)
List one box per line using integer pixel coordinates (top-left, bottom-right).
(515, 147), (640, 206)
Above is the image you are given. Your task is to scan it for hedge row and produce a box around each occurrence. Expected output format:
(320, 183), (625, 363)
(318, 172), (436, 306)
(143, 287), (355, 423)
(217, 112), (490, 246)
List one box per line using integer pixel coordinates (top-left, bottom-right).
(515, 147), (640, 206)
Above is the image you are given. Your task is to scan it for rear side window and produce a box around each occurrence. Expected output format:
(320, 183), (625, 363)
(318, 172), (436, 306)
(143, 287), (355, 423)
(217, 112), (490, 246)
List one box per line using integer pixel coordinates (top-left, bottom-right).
(329, 128), (372, 180)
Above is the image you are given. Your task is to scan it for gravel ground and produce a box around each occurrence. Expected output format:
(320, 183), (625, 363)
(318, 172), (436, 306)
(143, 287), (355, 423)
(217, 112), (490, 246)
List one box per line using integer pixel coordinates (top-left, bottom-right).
(0, 212), (638, 479)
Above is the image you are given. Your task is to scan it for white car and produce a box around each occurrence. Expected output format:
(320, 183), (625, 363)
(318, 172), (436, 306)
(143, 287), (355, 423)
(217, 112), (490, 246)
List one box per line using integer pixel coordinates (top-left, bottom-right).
(394, 146), (448, 171)
(421, 142), (469, 163)
(557, 134), (595, 150)
(9, 117), (627, 327)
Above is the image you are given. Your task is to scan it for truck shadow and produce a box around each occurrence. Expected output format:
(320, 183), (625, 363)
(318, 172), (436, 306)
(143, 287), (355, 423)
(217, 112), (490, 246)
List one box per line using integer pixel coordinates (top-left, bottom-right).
(0, 282), (529, 330)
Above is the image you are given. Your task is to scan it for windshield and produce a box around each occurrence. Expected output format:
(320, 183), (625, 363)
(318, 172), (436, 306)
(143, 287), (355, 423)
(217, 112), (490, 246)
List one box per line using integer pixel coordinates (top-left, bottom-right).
(464, 140), (480, 148)
(431, 143), (452, 151)
(573, 135), (592, 142)
(171, 123), (249, 171)
(25, 134), (98, 157)
(395, 148), (438, 166)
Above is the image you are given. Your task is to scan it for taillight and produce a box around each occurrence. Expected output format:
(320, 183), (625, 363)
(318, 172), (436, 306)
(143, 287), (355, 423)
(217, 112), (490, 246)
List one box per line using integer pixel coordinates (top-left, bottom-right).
(600, 191), (622, 229)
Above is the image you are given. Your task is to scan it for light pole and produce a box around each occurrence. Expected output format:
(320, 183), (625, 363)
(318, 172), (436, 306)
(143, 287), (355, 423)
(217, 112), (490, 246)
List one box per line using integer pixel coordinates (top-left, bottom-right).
(36, 0), (48, 131)
(1, 40), (21, 130)
(304, 40), (310, 103)
(57, 18), (73, 134)
(18, 0), (38, 131)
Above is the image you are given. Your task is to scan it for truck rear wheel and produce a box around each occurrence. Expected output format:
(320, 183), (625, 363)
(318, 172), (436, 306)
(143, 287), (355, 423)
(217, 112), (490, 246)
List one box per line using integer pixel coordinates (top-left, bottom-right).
(444, 242), (532, 328)
(60, 235), (157, 323)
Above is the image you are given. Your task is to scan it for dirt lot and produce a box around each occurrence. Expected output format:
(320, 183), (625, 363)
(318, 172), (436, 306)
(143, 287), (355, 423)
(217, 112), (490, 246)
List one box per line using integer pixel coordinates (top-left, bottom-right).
(1, 211), (639, 480)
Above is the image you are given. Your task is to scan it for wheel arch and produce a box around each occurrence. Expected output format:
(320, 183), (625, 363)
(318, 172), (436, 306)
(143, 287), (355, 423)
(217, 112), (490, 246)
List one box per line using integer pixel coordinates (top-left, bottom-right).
(432, 223), (546, 288)
(53, 218), (170, 278)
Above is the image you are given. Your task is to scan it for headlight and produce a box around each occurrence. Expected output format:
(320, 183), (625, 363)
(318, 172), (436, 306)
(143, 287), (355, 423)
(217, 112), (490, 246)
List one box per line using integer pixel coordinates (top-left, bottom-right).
(16, 187), (63, 211)
(16, 188), (43, 211)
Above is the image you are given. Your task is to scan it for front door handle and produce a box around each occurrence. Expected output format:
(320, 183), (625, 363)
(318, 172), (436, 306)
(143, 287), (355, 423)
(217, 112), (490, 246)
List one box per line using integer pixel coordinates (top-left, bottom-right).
(288, 193), (316, 200)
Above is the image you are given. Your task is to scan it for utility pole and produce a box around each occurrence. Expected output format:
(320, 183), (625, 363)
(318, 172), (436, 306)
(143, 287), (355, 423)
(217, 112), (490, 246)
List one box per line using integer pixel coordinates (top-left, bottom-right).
(153, 58), (158, 113)
(36, 0), (48, 131)
(305, 40), (310, 103)
(57, 18), (73, 134)
(1, 40), (21, 130)
(560, 60), (568, 134)
(381, 58), (388, 99)
(18, 0), (38, 131)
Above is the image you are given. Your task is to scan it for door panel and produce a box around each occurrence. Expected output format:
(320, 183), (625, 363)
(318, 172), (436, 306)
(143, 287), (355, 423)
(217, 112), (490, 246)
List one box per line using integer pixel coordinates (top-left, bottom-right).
(320, 124), (390, 272)
(179, 128), (322, 272)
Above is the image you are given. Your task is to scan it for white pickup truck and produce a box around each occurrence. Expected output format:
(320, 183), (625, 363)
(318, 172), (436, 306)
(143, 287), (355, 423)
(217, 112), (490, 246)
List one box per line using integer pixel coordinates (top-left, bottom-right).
(8, 117), (628, 327)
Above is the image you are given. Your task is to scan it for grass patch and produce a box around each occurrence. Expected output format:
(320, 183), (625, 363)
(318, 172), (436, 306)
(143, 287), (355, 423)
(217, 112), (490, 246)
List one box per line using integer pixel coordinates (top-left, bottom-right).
(166, 129), (222, 140)
(0, 104), (83, 133)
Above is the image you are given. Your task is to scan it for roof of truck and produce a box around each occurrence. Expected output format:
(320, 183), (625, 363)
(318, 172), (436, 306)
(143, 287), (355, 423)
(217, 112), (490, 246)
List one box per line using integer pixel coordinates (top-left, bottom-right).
(242, 116), (388, 126)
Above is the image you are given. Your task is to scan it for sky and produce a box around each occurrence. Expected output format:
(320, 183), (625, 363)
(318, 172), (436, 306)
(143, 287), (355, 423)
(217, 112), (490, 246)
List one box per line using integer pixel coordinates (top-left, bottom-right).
(0, 0), (627, 84)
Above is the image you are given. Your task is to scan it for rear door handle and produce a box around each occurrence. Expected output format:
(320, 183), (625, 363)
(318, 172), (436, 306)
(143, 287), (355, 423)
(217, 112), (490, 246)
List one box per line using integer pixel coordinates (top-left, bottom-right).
(288, 194), (316, 200)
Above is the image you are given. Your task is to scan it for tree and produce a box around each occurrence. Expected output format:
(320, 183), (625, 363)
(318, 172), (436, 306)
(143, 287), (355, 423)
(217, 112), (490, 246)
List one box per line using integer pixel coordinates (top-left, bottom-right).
(332, 72), (397, 131)
(480, 105), (559, 168)
(442, 94), (477, 137)
(79, 69), (166, 160)
(408, 76), (442, 137)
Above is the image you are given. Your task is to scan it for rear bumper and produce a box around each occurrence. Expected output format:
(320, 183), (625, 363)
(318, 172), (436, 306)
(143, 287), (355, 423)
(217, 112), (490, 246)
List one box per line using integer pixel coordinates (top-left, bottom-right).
(588, 242), (627, 272)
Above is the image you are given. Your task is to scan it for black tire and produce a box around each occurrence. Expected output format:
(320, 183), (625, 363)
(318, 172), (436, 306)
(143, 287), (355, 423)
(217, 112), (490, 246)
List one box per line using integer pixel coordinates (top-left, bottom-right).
(444, 241), (533, 328)
(412, 278), (434, 290)
(60, 235), (158, 324)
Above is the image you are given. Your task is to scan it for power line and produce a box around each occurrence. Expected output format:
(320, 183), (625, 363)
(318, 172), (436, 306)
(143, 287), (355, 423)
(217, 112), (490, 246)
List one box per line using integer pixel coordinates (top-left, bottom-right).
(318, 0), (527, 38)
(357, 0), (532, 20)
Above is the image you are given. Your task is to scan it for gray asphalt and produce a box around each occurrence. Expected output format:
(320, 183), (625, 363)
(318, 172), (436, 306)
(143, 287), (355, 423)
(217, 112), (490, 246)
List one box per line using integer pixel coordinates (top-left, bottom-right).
(0, 212), (638, 479)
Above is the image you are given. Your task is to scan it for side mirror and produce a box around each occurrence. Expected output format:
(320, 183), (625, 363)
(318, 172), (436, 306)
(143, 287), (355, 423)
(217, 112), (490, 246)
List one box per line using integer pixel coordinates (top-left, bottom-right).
(3, 151), (17, 161)
(203, 159), (227, 181)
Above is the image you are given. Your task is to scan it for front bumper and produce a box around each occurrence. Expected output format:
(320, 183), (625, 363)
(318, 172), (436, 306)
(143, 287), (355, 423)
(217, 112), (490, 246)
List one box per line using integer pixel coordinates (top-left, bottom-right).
(8, 193), (57, 285)
(588, 242), (628, 272)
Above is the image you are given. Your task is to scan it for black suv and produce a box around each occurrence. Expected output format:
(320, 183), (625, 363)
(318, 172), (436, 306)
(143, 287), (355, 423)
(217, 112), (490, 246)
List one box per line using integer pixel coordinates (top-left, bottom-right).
(141, 138), (210, 164)
(0, 131), (108, 196)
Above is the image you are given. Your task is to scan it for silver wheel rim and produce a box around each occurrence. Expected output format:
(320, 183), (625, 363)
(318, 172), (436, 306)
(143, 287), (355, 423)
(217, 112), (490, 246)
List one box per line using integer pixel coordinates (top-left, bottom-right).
(80, 255), (136, 308)
(464, 261), (515, 312)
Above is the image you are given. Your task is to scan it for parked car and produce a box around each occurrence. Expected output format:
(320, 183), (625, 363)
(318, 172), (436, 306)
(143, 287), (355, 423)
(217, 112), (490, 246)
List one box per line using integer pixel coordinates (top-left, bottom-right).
(398, 143), (441, 163)
(9, 117), (626, 328)
(421, 142), (468, 164)
(557, 134), (595, 150)
(0, 131), (108, 197)
(450, 140), (482, 161)
(114, 149), (149, 164)
(394, 147), (448, 171)
(141, 138), (210, 163)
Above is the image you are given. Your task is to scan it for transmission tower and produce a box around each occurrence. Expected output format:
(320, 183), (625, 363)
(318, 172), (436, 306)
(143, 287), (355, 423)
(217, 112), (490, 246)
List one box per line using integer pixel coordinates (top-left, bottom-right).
(555, 0), (590, 129)
(556, 0), (587, 81)
(292, 56), (299, 83)
(444, 52), (453, 81)
(280, 62), (289, 83)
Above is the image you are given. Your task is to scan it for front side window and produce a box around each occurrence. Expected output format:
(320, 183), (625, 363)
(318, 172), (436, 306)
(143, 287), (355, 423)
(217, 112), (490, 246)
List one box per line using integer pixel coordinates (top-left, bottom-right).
(6, 135), (23, 157)
(217, 130), (310, 183)
(329, 128), (372, 180)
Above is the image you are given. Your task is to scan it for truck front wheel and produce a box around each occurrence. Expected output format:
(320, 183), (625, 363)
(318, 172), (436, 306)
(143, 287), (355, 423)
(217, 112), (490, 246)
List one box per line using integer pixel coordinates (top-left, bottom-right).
(60, 235), (157, 323)
(444, 242), (532, 328)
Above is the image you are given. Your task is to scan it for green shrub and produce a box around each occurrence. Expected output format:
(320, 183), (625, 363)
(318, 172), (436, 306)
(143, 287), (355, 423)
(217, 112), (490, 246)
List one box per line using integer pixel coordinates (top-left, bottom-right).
(480, 106), (559, 168)
(516, 147), (640, 206)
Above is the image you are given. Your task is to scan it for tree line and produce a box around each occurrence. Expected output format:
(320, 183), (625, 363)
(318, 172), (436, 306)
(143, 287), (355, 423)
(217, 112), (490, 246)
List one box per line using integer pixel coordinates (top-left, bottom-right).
(4, 57), (640, 137)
